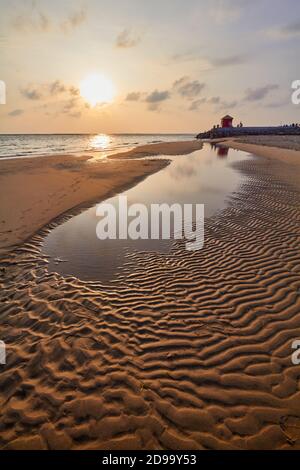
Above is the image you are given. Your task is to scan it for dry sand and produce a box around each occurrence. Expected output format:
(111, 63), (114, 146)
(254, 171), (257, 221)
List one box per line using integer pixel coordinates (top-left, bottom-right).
(0, 138), (300, 450)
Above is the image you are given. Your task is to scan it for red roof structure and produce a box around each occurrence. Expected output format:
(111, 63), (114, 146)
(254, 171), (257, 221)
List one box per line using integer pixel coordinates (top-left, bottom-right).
(221, 115), (233, 128)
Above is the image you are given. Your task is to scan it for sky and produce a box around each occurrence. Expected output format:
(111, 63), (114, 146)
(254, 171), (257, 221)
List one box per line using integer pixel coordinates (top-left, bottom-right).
(0, 0), (300, 133)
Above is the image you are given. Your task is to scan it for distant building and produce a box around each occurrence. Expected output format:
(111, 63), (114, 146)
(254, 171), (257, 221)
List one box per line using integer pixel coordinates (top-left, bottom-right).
(221, 115), (234, 128)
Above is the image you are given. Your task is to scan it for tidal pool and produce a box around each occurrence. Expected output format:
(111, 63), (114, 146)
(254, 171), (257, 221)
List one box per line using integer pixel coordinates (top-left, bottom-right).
(41, 144), (251, 282)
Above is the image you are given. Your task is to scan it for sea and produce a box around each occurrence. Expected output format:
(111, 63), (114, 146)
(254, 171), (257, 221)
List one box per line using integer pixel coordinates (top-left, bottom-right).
(0, 134), (195, 159)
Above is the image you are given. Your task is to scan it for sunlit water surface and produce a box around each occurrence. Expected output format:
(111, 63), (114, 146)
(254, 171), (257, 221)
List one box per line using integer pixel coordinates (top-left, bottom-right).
(42, 145), (251, 282)
(0, 133), (194, 159)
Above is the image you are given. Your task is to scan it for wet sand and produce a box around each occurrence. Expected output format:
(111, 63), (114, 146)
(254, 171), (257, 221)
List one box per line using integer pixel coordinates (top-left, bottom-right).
(218, 135), (300, 167)
(0, 138), (300, 450)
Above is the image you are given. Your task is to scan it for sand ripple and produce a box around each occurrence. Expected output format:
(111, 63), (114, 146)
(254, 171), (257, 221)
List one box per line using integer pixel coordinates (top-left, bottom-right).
(0, 155), (300, 450)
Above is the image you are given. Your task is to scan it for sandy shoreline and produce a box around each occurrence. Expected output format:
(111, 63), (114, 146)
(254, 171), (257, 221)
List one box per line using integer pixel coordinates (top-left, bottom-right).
(1, 137), (300, 450)
(0, 140), (202, 252)
(212, 135), (300, 167)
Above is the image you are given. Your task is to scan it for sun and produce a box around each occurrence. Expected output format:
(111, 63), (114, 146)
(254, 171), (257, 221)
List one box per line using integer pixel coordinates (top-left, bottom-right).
(80, 73), (115, 107)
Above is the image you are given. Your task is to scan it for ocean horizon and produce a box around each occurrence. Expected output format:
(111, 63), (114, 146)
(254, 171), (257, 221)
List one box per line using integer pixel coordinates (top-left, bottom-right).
(0, 133), (195, 159)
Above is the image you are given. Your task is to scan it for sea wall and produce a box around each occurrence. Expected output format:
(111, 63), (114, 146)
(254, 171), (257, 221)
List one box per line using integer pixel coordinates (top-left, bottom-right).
(197, 126), (300, 139)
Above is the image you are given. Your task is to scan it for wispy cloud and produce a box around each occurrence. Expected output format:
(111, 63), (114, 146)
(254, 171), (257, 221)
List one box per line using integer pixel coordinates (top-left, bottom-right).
(146, 90), (170, 103)
(60, 7), (87, 34)
(116, 29), (141, 48)
(209, 96), (221, 105)
(170, 51), (247, 69)
(11, 4), (87, 34)
(267, 20), (300, 39)
(12, 10), (51, 33)
(145, 89), (170, 111)
(20, 81), (80, 101)
(8, 109), (24, 117)
(244, 84), (278, 102)
(173, 77), (205, 99)
(20, 86), (43, 100)
(189, 98), (207, 111)
(125, 92), (142, 101)
(217, 99), (238, 110)
(170, 50), (207, 64)
(37, 95), (86, 119)
(126, 76), (206, 111)
(189, 96), (232, 112)
(210, 54), (246, 67)
(61, 98), (83, 118)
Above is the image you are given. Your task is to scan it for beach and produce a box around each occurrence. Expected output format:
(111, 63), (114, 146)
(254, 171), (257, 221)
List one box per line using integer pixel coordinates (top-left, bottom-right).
(0, 137), (300, 450)
(0, 140), (202, 252)
(222, 135), (300, 168)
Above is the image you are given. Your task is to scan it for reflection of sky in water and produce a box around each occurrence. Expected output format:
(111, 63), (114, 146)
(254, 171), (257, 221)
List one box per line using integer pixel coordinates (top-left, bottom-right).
(42, 144), (251, 282)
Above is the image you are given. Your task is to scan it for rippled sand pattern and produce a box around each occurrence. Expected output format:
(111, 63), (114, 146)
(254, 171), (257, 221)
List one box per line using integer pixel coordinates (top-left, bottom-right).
(1, 156), (300, 450)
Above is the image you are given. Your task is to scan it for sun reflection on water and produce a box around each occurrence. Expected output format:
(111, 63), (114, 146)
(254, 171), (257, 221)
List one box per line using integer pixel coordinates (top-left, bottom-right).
(89, 134), (111, 151)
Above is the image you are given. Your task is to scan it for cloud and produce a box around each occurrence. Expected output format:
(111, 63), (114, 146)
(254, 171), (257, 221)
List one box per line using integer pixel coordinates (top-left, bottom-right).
(145, 90), (170, 103)
(126, 92), (142, 101)
(116, 29), (141, 48)
(189, 96), (222, 111)
(60, 8), (87, 33)
(218, 99), (238, 109)
(189, 98), (207, 111)
(145, 89), (170, 111)
(268, 20), (300, 39)
(171, 51), (200, 62)
(40, 95), (85, 118)
(244, 84), (279, 102)
(20, 81), (80, 101)
(209, 96), (221, 104)
(62, 98), (83, 117)
(12, 5), (87, 34)
(192, 97), (238, 111)
(20, 86), (43, 100)
(169, 51), (247, 69)
(210, 54), (246, 67)
(12, 10), (50, 33)
(48, 80), (79, 97)
(8, 109), (24, 117)
(49, 80), (67, 95)
(125, 89), (169, 110)
(173, 76), (205, 99)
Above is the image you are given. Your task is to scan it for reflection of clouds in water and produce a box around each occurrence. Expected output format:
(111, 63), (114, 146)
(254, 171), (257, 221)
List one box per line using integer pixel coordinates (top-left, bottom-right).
(168, 152), (203, 181)
(169, 161), (198, 180)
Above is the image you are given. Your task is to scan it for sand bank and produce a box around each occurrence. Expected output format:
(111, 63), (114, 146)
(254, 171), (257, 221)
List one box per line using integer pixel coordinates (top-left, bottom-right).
(0, 140), (202, 252)
(218, 135), (300, 167)
(109, 140), (203, 160)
